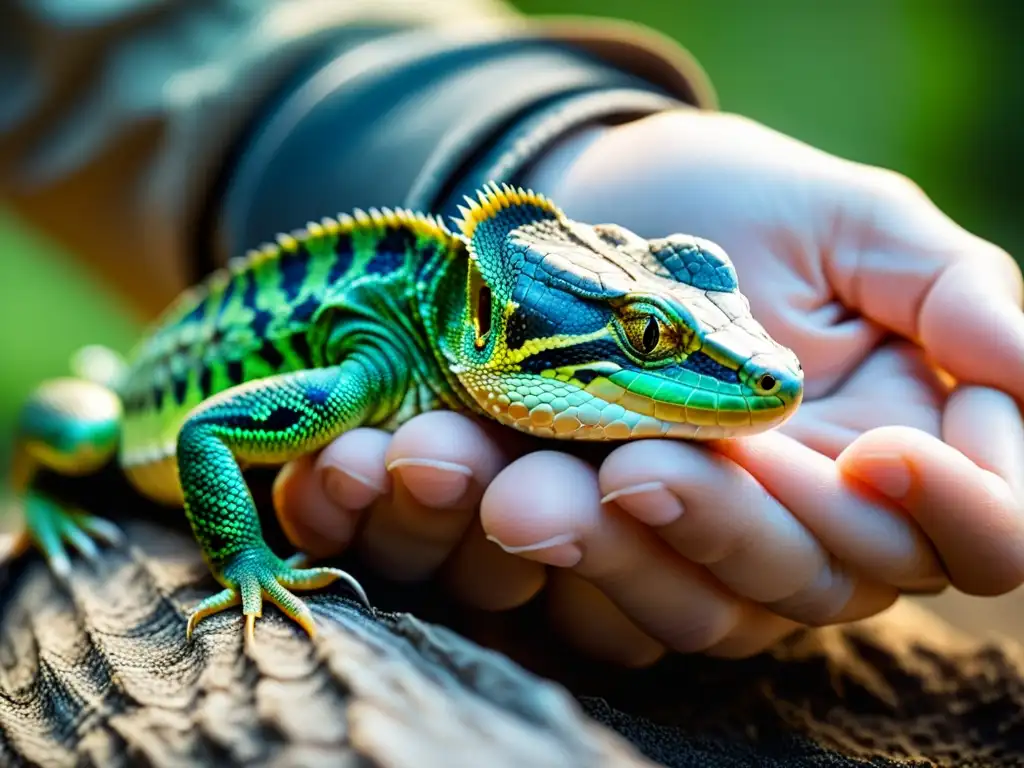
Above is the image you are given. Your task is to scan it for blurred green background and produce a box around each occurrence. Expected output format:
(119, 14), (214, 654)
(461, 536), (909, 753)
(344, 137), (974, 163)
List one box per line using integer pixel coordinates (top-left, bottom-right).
(0, 0), (1020, 459)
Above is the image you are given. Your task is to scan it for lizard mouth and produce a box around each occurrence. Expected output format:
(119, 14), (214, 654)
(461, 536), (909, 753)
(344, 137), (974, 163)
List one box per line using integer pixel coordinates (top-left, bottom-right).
(574, 364), (803, 437)
(481, 371), (802, 442)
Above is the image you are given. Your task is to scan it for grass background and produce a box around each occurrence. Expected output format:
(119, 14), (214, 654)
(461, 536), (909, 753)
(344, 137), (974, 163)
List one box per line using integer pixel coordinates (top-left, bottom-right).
(1, 0), (1021, 630)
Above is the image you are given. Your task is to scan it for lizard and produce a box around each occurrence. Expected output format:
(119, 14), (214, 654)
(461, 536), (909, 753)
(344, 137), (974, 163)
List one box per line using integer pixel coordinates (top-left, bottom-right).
(6, 182), (804, 646)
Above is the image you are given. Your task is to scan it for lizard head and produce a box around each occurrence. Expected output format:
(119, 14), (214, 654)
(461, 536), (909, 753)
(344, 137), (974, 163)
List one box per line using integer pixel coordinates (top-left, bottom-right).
(441, 183), (803, 441)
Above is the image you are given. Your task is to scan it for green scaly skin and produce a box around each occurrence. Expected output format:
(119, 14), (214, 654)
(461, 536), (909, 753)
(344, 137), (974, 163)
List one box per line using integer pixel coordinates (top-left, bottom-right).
(6, 183), (804, 645)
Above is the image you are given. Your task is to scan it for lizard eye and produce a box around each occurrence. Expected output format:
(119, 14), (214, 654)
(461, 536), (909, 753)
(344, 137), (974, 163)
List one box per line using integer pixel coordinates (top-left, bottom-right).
(620, 312), (674, 359)
(641, 315), (660, 353)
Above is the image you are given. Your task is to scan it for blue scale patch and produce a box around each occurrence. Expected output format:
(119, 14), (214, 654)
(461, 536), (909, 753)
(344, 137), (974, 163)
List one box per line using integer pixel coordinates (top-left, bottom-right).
(650, 240), (738, 292)
(506, 271), (609, 351)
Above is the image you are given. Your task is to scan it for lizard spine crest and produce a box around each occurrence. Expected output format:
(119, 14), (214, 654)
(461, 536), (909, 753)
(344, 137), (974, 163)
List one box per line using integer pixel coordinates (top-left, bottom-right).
(452, 181), (563, 242)
(161, 207), (453, 327)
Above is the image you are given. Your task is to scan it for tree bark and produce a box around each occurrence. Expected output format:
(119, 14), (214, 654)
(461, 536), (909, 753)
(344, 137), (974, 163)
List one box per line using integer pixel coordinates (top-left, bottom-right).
(0, 506), (675, 768)
(2, 476), (1024, 768)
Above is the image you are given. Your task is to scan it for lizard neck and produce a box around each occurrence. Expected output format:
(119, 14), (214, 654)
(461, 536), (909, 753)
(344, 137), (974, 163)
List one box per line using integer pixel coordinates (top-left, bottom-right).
(313, 231), (473, 425)
(416, 240), (487, 417)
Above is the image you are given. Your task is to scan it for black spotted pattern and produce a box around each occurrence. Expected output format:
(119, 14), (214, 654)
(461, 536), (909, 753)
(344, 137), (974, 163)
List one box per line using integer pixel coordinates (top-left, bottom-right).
(198, 367), (213, 396)
(226, 360), (245, 387)
(250, 309), (273, 338)
(290, 295), (321, 324)
(367, 229), (411, 275)
(507, 279), (608, 351)
(278, 249), (311, 302)
(290, 335), (313, 368)
(572, 368), (601, 385)
(519, 339), (630, 376)
(170, 373), (189, 406)
(326, 235), (355, 285)
(680, 351), (740, 383)
(256, 338), (285, 369)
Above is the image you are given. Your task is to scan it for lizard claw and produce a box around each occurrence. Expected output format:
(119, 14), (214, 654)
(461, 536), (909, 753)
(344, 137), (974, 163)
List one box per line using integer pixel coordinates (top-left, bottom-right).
(186, 546), (369, 644)
(20, 491), (123, 583)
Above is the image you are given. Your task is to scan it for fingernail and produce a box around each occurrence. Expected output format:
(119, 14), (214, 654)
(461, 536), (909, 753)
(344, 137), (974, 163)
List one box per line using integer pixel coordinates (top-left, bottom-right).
(273, 462), (355, 556)
(386, 458), (473, 508)
(486, 532), (583, 568)
(601, 481), (684, 526)
(848, 453), (913, 501)
(305, 481), (357, 542)
(322, 464), (383, 510)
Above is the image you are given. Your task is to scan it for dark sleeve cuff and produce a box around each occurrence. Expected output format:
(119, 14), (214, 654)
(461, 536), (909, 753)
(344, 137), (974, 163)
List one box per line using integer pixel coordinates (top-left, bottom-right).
(428, 86), (685, 223)
(208, 23), (703, 270)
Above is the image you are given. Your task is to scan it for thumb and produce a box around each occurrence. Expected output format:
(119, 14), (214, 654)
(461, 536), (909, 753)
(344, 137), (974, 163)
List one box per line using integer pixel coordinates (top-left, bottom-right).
(830, 171), (1024, 400)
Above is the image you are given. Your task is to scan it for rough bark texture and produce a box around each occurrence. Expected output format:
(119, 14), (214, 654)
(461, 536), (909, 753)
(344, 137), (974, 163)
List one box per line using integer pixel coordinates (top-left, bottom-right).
(2, 474), (1024, 767)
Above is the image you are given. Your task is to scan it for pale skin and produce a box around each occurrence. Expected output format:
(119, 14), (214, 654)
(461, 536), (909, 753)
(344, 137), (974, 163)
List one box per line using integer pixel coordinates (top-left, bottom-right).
(13, 109), (1023, 666)
(273, 110), (1024, 666)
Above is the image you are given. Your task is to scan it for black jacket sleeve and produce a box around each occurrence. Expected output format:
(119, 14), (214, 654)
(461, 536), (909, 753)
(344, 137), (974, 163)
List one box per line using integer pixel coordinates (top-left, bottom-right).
(210, 18), (711, 276)
(0, 1), (714, 315)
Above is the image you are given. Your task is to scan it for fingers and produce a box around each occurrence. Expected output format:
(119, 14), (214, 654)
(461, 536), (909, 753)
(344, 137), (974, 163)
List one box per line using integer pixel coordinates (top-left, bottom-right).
(483, 450), (744, 654)
(942, 386), (1024, 498)
(781, 340), (947, 459)
(273, 428), (390, 559)
(275, 411), (539, 597)
(711, 431), (945, 591)
(544, 570), (803, 665)
(440, 517), (547, 611)
(834, 169), (1024, 402)
(837, 386), (1024, 596)
(597, 440), (900, 623)
(543, 571), (666, 668)
(282, 413), (812, 662)
(918, 251), (1024, 403)
(358, 412), (517, 580)
(482, 450), (895, 660)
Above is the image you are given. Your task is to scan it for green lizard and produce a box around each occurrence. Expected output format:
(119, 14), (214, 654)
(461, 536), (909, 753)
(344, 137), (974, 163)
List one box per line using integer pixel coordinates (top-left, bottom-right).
(7, 183), (803, 645)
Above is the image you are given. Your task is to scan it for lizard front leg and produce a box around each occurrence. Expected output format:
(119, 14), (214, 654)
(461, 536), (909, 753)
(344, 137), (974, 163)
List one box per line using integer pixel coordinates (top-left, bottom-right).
(179, 355), (399, 645)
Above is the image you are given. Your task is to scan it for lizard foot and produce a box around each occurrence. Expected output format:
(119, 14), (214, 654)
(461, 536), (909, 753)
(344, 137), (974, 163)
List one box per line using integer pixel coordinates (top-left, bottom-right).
(21, 490), (124, 582)
(186, 548), (369, 646)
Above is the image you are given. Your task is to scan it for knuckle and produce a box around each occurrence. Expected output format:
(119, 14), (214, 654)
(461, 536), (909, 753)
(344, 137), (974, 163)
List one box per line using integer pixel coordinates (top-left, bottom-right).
(705, 616), (802, 659)
(667, 605), (742, 653)
(581, 551), (639, 584)
(690, 521), (759, 569)
(978, 240), (1023, 296)
(851, 165), (930, 218)
(870, 166), (926, 201)
(886, 549), (949, 592)
(954, 544), (1024, 596)
(767, 564), (855, 625)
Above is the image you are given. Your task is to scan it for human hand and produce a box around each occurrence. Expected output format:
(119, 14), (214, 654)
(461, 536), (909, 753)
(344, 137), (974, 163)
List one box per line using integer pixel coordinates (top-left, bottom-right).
(273, 109), (1024, 666)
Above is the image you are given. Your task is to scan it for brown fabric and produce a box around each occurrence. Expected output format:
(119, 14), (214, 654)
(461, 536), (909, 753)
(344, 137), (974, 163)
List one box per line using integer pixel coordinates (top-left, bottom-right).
(0, 1), (712, 319)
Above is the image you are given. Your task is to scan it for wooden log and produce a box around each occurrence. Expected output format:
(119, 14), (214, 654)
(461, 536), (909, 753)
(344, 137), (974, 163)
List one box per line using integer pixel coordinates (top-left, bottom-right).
(0, 515), (663, 768)
(2, 471), (1023, 767)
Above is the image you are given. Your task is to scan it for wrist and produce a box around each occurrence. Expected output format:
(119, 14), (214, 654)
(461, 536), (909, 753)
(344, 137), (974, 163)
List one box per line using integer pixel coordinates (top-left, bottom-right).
(432, 89), (683, 223)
